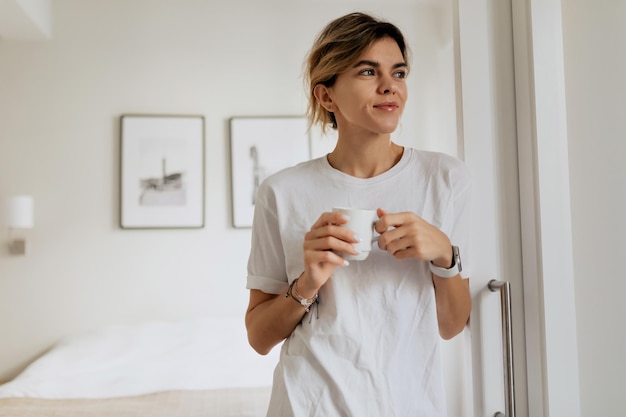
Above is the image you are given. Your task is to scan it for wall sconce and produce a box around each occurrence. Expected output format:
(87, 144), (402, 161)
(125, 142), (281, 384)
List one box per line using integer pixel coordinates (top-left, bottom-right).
(6, 195), (34, 255)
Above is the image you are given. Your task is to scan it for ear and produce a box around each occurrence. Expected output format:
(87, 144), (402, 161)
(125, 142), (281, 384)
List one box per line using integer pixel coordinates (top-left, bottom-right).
(313, 84), (335, 112)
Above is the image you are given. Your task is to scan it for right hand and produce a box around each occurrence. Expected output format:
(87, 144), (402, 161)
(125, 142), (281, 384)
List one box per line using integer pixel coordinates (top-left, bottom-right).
(297, 211), (360, 297)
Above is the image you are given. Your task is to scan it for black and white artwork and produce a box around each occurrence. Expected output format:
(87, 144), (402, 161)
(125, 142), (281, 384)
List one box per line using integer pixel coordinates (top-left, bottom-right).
(120, 115), (205, 228)
(230, 116), (310, 228)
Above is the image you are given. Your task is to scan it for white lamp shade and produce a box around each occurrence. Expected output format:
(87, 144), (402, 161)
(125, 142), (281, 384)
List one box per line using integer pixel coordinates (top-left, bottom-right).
(6, 195), (34, 229)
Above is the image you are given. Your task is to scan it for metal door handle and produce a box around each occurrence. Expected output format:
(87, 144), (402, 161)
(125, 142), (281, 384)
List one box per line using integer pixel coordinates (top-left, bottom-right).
(488, 280), (516, 417)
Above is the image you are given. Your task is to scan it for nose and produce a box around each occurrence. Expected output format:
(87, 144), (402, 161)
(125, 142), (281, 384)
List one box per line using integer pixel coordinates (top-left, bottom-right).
(379, 76), (397, 95)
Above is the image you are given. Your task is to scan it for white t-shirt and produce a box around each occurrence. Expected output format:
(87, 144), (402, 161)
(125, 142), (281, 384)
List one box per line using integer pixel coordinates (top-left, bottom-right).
(247, 147), (471, 417)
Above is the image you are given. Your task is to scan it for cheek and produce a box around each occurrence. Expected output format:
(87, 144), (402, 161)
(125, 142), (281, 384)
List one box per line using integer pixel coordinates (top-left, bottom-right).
(398, 89), (408, 108)
(335, 93), (364, 113)
(398, 84), (408, 98)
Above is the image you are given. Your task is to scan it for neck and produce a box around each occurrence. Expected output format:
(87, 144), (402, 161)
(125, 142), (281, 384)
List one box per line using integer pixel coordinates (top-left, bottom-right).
(327, 137), (404, 178)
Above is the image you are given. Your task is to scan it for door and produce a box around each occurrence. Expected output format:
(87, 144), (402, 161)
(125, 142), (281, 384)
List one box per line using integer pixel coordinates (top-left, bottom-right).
(449, 1), (528, 416)
(458, 0), (527, 415)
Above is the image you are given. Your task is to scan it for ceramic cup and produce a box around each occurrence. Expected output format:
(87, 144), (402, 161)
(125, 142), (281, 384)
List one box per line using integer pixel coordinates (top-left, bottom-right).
(332, 207), (379, 261)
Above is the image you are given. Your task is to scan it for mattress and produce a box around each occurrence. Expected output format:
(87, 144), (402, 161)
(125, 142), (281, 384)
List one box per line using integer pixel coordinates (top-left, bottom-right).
(0, 386), (272, 417)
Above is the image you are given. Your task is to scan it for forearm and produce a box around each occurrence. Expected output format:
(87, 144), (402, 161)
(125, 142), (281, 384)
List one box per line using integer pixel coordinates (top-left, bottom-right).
(433, 276), (471, 339)
(245, 280), (316, 355)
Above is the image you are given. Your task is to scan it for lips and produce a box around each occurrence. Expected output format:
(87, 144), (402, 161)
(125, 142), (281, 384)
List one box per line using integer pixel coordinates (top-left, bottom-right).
(374, 102), (399, 111)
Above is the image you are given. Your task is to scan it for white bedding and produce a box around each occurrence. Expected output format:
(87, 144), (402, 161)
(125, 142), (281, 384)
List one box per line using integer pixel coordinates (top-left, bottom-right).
(0, 316), (279, 400)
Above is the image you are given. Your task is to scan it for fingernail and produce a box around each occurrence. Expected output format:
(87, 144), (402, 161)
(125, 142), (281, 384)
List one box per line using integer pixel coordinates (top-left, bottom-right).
(341, 214), (350, 222)
(352, 246), (362, 254)
(353, 233), (362, 242)
(343, 259), (350, 266)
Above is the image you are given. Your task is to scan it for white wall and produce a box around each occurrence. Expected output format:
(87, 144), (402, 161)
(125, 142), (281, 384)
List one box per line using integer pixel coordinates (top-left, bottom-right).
(8, 3), (624, 414)
(0, 0), (453, 381)
(561, 1), (626, 415)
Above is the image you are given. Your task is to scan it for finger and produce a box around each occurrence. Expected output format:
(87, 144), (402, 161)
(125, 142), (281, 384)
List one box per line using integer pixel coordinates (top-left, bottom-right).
(382, 212), (410, 229)
(305, 246), (351, 267)
(384, 234), (437, 261)
(374, 208), (388, 234)
(310, 211), (350, 231)
(381, 234), (410, 255)
(305, 224), (360, 246)
(376, 224), (406, 249)
(390, 246), (417, 260)
(304, 233), (359, 254)
(375, 210), (409, 234)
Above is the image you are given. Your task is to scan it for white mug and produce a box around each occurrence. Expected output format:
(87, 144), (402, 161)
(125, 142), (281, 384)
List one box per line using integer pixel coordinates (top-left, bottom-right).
(332, 207), (379, 261)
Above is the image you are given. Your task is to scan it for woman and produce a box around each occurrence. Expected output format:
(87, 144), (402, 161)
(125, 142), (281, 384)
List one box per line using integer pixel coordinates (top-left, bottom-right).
(245, 12), (471, 416)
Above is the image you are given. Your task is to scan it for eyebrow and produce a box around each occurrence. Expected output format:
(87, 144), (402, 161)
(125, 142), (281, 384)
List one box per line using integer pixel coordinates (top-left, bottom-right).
(352, 60), (408, 69)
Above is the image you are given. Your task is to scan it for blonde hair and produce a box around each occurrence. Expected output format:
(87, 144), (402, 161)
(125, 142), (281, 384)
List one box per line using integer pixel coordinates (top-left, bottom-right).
(304, 12), (410, 134)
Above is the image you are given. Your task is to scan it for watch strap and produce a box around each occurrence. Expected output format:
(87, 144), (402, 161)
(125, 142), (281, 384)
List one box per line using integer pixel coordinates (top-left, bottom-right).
(429, 245), (462, 278)
(429, 261), (459, 278)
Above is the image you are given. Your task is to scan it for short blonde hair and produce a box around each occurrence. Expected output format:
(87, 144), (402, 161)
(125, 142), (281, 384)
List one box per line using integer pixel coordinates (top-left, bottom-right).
(304, 12), (410, 134)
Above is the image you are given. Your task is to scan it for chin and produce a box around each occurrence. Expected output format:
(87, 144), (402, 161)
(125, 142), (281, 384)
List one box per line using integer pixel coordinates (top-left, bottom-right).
(373, 118), (401, 134)
(378, 124), (400, 134)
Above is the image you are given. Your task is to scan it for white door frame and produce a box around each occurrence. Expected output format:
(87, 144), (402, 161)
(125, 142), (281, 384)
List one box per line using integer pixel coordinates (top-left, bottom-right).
(511, 0), (581, 416)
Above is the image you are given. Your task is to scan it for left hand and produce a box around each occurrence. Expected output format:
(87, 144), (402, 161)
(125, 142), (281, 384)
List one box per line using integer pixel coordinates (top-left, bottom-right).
(375, 208), (452, 267)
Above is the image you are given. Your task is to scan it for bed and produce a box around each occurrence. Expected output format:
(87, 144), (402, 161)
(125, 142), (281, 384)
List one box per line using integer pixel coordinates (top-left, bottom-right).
(0, 317), (279, 417)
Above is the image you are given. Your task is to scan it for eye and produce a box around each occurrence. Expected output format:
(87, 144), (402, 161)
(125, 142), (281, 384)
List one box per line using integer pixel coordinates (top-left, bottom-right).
(359, 68), (375, 76)
(393, 70), (407, 79)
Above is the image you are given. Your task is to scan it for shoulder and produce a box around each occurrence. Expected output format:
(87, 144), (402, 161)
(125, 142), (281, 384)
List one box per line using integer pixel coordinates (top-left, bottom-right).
(261, 157), (323, 188)
(409, 148), (470, 177)
(406, 148), (471, 194)
(255, 157), (324, 205)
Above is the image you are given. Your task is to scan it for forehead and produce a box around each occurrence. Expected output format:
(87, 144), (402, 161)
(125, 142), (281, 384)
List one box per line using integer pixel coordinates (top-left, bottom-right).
(356, 37), (405, 63)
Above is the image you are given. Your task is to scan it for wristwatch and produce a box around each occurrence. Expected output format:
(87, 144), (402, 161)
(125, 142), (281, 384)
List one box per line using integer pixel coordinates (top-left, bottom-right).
(429, 245), (462, 278)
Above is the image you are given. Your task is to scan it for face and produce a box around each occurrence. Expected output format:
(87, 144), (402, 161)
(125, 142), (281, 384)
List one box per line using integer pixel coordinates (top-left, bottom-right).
(318, 37), (408, 137)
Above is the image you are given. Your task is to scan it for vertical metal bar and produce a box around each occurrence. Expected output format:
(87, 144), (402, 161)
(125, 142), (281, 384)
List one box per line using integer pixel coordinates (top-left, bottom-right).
(488, 279), (516, 417)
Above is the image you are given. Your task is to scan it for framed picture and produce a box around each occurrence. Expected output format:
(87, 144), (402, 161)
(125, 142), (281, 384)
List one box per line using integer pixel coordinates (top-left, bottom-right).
(230, 116), (311, 228)
(120, 114), (205, 229)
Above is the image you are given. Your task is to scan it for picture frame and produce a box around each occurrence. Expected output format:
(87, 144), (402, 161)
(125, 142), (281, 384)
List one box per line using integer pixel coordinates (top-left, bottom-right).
(229, 116), (311, 228)
(120, 114), (205, 229)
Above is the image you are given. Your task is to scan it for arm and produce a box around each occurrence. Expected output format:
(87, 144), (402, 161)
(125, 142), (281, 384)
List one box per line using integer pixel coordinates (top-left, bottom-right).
(432, 275), (471, 339)
(375, 208), (471, 339)
(245, 211), (359, 355)
(245, 285), (312, 356)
